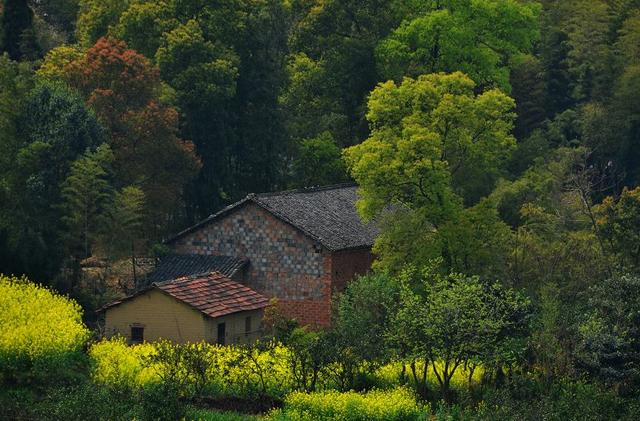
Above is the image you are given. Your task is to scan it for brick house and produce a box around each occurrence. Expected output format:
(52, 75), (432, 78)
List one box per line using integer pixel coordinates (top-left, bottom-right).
(164, 184), (378, 326)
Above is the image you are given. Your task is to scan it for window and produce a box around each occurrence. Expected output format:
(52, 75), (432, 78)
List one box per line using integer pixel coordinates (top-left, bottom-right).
(245, 316), (252, 336)
(217, 322), (226, 345)
(131, 326), (144, 344)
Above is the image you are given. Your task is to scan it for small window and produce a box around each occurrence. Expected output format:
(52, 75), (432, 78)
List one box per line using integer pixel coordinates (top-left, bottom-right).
(245, 316), (252, 335)
(131, 326), (144, 344)
(217, 322), (226, 345)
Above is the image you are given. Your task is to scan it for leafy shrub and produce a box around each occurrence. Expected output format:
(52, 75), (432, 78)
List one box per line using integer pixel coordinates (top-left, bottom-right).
(267, 388), (426, 421)
(0, 275), (90, 385)
(139, 381), (186, 421)
(90, 338), (295, 398)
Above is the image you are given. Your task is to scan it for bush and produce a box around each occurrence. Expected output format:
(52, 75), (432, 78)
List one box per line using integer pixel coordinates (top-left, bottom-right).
(32, 382), (137, 421)
(267, 388), (426, 421)
(90, 338), (295, 398)
(139, 381), (186, 421)
(0, 275), (90, 385)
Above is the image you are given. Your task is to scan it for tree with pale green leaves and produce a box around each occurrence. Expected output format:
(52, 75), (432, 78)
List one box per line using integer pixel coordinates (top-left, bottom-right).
(376, 0), (540, 92)
(345, 72), (516, 273)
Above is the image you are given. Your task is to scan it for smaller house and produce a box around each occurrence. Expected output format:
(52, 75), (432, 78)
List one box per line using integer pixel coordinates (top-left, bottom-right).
(101, 272), (269, 344)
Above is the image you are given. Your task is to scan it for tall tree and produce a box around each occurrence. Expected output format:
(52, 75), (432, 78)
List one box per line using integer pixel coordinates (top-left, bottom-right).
(376, 0), (540, 92)
(345, 72), (517, 273)
(1, 0), (36, 60)
(65, 37), (200, 239)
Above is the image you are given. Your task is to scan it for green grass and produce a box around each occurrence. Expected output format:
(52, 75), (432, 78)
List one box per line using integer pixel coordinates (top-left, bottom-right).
(187, 408), (261, 421)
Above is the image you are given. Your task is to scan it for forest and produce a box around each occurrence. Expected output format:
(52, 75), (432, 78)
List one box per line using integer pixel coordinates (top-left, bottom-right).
(3, 0), (640, 420)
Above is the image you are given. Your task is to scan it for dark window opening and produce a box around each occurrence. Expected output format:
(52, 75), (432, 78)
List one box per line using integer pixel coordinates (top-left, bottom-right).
(245, 316), (252, 335)
(217, 322), (226, 345)
(131, 326), (144, 343)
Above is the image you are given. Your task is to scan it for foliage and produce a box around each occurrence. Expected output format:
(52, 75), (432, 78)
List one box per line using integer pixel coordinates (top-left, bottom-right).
(65, 37), (200, 239)
(0, 0), (37, 60)
(89, 338), (294, 399)
(0, 275), (89, 385)
(32, 382), (137, 421)
(595, 187), (640, 270)
(281, 327), (329, 393)
(186, 409), (258, 421)
(376, 0), (540, 92)
(326, 273), (400, 390)
(345, 72), (516, 273)
(62, 144), (114, 261)
(389, 266), (532, 400)
(577, 274), (640, 390)
(36, 45), (85, 82)
(267, 387), (426, 421)
(291, 132), (348, 188)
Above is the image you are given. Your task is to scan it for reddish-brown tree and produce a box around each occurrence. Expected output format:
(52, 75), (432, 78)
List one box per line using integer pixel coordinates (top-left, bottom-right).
(66, 37), (201, 238)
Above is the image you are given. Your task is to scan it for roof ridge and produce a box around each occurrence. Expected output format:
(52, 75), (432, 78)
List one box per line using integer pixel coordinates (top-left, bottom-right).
(155, 270), (225, 286)
(254, 183), (356, 198)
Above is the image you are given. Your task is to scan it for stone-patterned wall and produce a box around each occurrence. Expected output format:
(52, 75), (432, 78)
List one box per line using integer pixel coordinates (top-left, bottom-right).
(330, 248), (375, 294)
(172, 202), (375, 327)
(173, 203), (332, 325)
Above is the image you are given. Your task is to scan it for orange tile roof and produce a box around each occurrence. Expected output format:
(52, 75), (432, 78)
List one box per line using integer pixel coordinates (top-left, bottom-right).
(99, 272), (269, 318)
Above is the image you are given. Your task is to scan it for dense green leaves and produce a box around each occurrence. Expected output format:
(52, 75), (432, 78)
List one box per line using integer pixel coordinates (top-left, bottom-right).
(376, 0), (540, 91)
(390, 266), (532, 400)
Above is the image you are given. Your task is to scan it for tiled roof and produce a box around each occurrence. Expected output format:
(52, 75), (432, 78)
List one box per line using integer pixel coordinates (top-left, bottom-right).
(166, 184), (378, 251)
(145, 254), (247, 284)
(100, 272), (269, 318)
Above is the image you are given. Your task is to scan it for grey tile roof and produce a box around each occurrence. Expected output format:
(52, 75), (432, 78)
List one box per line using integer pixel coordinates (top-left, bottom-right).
(146, 254), (248, 284)
(166, 184), (378, 251)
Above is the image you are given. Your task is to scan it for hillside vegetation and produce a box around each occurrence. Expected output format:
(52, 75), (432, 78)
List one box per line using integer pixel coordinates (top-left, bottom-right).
(3, 0), (640, 419)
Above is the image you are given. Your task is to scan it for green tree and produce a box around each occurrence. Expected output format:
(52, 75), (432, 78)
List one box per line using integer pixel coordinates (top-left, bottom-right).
(112, 0), (176, 58)
(345, 72), (516, 272)
(0, 0), (36, 60)
(376, 0), (540, 92)
(284, 0), (410, 148)
(329, 273), (400, 390)
(99, 185), (145, 289)
(61, 145), (114, 267)
(578, 274), (640, 391)
(562, 0), (614, 102)
(346, 72), (516, 214)
(36, 45), (85, 82)
(390, 266), (532, 401)
(75, 0), (130, 46)
(291, 132), (348, 188)
(595, 186), (640, 270)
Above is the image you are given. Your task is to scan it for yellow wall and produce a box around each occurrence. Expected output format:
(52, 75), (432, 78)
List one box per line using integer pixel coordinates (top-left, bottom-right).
(204, 309), (264, 344)
(105, 289), (207, 343)
(104, 289), (265, 344)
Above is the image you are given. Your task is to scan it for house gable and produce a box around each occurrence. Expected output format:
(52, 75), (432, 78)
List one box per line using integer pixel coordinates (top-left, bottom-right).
(105, 288), (206, 343)
(172, 202), (330, 304)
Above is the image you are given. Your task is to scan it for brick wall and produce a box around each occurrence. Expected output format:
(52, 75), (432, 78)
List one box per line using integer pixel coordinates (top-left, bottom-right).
(173, 203), (333, 326)
(330, 248), (375, 294)
(172, 203), (375, 327)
